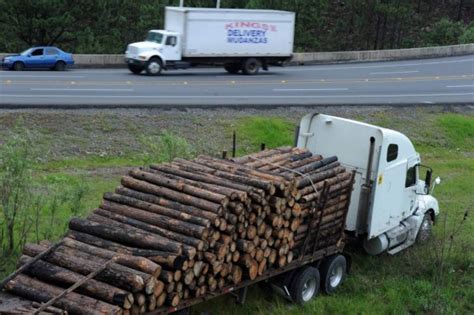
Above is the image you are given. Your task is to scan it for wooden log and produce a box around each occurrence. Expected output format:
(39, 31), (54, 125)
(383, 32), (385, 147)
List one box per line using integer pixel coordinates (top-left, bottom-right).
(129, 169), (229, 205)
(100, 200), (209, 239)
(5, 274), (121, 315)
(67, 230), (187, 270)
(62, 237), (161, 277)
(232, 147), (294, 164)
(147, 168), (247, 202)
(19, 255), (133, 309)
(23, 243), (145, 293)
(69, 217), (182, 255)
(116, 186), (219, 224)
(93, 208), (204, 252)
(104, 192), (210, 228)
(121, 176), (222, 214)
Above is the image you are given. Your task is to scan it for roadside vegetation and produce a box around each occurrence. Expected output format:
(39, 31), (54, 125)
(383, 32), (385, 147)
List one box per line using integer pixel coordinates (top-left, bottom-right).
(0, 1), (473, 53)
(0, 107), (472, 314)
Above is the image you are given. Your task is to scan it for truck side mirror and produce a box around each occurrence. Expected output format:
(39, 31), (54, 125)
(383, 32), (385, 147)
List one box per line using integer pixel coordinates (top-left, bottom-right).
(425, 169), (432, 188)
(435, 177), (441, 185)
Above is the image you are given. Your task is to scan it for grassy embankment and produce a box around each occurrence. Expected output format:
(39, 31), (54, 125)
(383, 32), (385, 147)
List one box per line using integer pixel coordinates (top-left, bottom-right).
(0, 111), (472, 314)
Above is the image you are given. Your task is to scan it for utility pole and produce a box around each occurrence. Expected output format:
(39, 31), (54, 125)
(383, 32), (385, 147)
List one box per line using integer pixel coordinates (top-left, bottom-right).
(179, 0), (184, 7)
(216, 0), (221, 8)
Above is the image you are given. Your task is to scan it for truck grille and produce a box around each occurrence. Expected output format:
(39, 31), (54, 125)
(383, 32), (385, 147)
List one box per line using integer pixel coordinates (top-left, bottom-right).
(128, 46), (139, 55)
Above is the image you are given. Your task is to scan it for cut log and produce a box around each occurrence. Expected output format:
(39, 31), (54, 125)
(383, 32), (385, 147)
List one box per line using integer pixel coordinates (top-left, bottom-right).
(5, 274), (121, 315)
(23, 243), (145, 293)
(19, 255), (133, 309)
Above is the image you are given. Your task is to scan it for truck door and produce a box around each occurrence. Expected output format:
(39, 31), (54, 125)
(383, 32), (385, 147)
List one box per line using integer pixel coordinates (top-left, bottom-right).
(163, 35), (181, 61)
(401, 157), (419, 217)
(368, 143), (406, 237)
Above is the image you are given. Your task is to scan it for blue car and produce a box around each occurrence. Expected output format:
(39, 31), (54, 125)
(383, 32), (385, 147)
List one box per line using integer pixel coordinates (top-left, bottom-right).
(1, 46), (74, 71)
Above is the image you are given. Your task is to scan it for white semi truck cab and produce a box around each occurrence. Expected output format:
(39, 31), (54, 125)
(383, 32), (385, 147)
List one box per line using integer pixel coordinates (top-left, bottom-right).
(297, 114), (440, 255)
(125, 7), (295, 75)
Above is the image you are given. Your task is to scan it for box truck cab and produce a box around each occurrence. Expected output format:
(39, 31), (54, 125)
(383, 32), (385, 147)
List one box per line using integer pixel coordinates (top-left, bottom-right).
(125, 7), (295, 76)
(297, 114), (440, 255)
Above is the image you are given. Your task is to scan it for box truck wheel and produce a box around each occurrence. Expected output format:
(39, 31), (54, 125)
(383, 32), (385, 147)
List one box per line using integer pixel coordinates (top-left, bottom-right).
(128, 64), (143, 74)
(416, 213), (433, 243)
(224, 63), (241, 74)
(146, 58), (163, 76)
(320, 254), (346, 295)
(242, 58), (260, 75)
(288, 266), (320, 304)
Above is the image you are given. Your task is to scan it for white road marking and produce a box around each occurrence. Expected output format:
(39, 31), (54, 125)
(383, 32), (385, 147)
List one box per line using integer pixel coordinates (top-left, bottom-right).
(30, 88), (134, 92)
(446, 84), (474, 88)
(3, 92), (473, 99)
(370, 70), (419, 75)
(2, 75), (85, 78)
(273, 88), (349, 92)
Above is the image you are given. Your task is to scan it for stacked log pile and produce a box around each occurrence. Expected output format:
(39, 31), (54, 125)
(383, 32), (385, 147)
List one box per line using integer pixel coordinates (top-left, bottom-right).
(2, 147), (353, 315)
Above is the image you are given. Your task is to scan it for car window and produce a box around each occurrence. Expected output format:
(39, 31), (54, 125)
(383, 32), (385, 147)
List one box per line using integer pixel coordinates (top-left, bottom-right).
(46, 48), (59, 55)
(31, 49), (44, 56)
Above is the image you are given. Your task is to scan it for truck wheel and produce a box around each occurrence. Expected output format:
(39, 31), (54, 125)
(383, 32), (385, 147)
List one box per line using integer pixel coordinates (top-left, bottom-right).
(13, 62), (24, 71)
(224, 63), (241, 74)
(320, 254), (346, 295)
(146, 58), (163, 76)
(416, 213), (433, 243)
(128, 64), (143, 74)
(241, 58), (260, 75)
(288, 266), (320, 305)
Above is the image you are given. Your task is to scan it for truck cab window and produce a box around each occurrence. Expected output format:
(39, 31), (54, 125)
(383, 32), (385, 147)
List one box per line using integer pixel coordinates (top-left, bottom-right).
(405, 166), (417, 187)
(166, 36), (177, 46)
(387, 144), (398, 162)
(146, 32), (163, 44)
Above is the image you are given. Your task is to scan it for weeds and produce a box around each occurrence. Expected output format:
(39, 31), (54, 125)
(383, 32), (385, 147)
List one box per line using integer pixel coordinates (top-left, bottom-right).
(139, 131), (194, 164)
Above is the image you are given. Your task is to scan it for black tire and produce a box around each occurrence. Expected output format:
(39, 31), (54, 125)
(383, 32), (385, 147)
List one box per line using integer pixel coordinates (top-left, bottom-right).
(288, 266), (320, 305)
(416, 213), (433, 243)
(241, 58), (260, 75)
(224, 63), (241, 74)
(128, 64), (143, 74)
(320, 255), (347, 295)
(145, 58), (163, 76)
(54, 61), (66, 71)
(13, 62), (24, 71)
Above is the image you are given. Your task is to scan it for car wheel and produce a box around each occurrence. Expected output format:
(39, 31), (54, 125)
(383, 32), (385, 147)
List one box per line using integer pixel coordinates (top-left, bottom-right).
(128, 64), (143, 74)
(13, 62), (24, 71)
(416, 213), (433, 243)
(146, 58), (163, 76)
(224, 63), (241, 74)
(54, 61), (66, 71)
(320, 254), (347, 295)
(241, 58), (260, 75)
(288, 266), (320, 305)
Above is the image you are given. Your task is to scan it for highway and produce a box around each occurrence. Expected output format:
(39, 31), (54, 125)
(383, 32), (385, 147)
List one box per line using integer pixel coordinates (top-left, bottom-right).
(1, 55), (473, 107)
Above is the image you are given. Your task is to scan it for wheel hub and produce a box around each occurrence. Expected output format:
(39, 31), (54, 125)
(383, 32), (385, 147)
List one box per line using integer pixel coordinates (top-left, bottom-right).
(302, 278), (316, 302)
(329, 265), (343, 288)
(149, 62), (161, 74)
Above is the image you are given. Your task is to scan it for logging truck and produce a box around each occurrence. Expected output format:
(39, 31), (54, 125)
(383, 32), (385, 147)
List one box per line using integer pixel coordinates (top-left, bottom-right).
(0, 114), (440, 314)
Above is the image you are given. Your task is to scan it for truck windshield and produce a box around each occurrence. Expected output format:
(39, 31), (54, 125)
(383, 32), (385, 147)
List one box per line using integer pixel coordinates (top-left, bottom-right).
(146, 32), (163, 44)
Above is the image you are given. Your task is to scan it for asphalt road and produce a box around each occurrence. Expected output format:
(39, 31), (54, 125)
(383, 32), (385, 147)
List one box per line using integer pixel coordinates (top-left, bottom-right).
(1, 55), (473, 107)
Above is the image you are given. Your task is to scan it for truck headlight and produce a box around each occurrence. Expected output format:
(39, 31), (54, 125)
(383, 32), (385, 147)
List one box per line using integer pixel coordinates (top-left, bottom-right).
(138, 55), (147, 60)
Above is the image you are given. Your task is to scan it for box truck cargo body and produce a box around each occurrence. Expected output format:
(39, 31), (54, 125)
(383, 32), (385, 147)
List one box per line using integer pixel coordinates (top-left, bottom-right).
(125, 7), (295, 75)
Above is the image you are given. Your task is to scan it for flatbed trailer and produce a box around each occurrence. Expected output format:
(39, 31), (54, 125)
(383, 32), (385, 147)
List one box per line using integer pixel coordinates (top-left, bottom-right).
(150, 175), (355, 314)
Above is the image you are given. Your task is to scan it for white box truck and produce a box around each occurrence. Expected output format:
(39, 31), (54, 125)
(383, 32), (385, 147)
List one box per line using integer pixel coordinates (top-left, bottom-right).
(125, 7), (295, 75)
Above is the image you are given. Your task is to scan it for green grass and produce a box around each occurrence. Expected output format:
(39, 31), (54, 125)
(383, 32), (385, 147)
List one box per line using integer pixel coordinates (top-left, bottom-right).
(234, 116), (295, 155)
(0, 110), (472, 314)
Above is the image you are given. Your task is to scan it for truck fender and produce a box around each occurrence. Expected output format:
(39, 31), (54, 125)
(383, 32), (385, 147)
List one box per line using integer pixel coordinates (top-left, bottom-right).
(143, 52), (166, 66)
